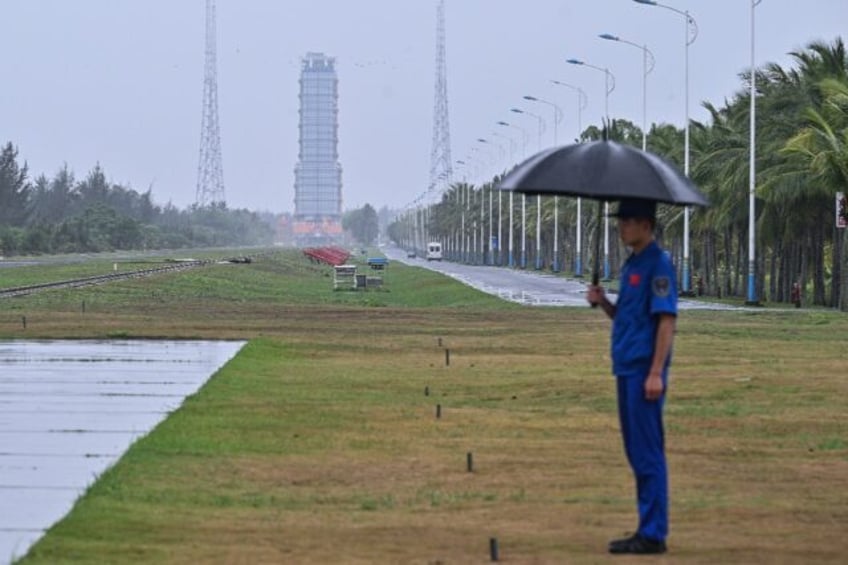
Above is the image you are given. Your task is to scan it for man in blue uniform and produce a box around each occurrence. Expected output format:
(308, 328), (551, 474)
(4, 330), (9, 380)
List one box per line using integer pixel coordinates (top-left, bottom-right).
(586, 198), (677, 555)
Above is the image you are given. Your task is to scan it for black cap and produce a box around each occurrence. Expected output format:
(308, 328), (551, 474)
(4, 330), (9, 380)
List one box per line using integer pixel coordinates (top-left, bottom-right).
(610, 198), (656, 220)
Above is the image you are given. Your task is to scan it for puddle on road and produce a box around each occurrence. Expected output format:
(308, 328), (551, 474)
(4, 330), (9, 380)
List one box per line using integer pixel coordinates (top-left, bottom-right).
(0, 339), (246, 564)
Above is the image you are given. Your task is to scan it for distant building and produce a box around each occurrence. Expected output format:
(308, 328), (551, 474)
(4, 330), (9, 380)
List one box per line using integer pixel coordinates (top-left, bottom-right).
(293, 52), (343, 244)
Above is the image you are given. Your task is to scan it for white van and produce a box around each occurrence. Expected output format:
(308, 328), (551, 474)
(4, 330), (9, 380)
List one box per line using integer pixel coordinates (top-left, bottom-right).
(426, 242), (442, 261)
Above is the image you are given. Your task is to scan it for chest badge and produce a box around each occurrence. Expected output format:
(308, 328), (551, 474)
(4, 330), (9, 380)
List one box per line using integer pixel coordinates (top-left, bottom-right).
(629, 273), (642, 286)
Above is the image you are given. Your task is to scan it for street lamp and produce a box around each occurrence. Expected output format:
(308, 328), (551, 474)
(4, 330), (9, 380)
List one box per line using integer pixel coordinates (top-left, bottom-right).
(497, 121), (528, 158)
(491, 131), (513, 266)
(477, 138), (497, 266)
(477, 138), (496, 265)
(455, 160), (467, 262)
(567, 57), (616, 280)
(489, 139), (506, 266)
(491, 131), (515, 164)
(497, 121), (527, 268)
(468, 149), (481, 262)
(524, 94), (564, 272)
(511, 107), (547, 269)
(598, 33), (655, 151)
(551, 79), (589, 277)
(510, 107), (545, 152)
(566, 59), (615, 125)
(633, 0), (698, 295)
(747, 0), (763, 304)
(550, 80), (588, 141)
(523, 95), (562, 147)
(463, 158), (477, 263)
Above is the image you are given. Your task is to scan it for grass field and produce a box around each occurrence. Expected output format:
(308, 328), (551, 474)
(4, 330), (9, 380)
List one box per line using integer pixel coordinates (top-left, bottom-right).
(3, 249), (847, 564)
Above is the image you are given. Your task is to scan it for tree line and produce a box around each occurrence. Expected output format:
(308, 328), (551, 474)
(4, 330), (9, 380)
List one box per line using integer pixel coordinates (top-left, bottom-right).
(390, 38), (848, 310)
(342, 203), (379, 246)
(0, 145), (274, 255)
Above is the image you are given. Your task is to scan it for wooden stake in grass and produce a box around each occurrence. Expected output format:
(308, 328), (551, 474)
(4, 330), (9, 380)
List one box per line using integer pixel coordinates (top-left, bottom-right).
(21, 316), (26, 330)
(445, 348), (450, 366)
(425, 386), (430, 397)
(437, 337), (442, 347)
(81, 300), (86, 314)
(489, 537), (499, 561)
(467, 452), (474, 473)
(436, 404), (441, 419)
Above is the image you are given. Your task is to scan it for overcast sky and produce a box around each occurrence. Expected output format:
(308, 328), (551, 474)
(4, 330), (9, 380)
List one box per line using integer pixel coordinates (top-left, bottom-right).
(1, 0), (846, 214)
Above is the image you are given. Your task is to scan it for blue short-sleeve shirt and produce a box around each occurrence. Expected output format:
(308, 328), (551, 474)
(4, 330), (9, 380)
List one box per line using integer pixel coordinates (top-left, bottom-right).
(611, 241), (678, 378)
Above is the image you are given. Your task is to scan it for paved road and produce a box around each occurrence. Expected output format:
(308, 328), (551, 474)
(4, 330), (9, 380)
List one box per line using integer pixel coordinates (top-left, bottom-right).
(384, 246), (743, 310)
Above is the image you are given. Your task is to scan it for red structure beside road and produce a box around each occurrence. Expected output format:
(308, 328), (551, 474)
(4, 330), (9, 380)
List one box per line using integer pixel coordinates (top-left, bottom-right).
(302, 246), (351, 266)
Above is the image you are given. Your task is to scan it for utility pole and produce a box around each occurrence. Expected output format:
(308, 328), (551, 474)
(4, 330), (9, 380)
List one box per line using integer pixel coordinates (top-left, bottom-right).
(428, 0), (453, 194)
(196, 0), (226, 207)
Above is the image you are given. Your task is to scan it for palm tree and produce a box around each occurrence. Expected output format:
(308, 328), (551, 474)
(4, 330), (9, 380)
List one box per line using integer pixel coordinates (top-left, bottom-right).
(784, 76), (848, 309)
(689, 99), (753, 297)
(774, 39), (848, 308)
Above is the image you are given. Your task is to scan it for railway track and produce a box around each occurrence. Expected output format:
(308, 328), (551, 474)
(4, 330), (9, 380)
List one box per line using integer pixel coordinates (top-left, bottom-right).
(0, 260), (213, 298)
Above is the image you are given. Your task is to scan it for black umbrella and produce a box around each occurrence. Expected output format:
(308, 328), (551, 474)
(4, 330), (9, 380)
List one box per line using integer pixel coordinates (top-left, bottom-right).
(498, 139), (709, 289)
(498, 139), (708, 206)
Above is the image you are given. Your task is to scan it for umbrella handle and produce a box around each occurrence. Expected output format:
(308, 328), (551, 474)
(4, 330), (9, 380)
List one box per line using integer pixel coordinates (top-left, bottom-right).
(590, 201), (604, 308)
(592, 273), (599, 286)
(590, 272), (600, 308)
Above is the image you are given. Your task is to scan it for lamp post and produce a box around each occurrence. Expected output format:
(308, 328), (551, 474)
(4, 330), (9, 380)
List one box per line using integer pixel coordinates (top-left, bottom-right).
(598, 33), (655, 151)
(747, 0), (763, 304)
(551, 80), (589, 277)
(412, 197), (421, 257)
(468, 150), (480, 263)
(511, 107), (546, 270)
(477, 138), (496, 266)
(633, 0), (699, 295)
(567, 58), (616, 280)
(510, 108), (544, 152)
(521, 190), (527, 269)
(491, 131), (513, 266)
(497, 120), (527, 268)
(486, 138), (506, 267)
(464, 163), (474, 263)
(550, 80), (588, 142)
(523, 96), (561, 148)
(491, 131), (514, 167)
(465, 160), (476, 263)
(524, 95), (564, 272)
(477, 138), (496, 265)
(455, 160), (467, 262)
(496, 121), (528, 158)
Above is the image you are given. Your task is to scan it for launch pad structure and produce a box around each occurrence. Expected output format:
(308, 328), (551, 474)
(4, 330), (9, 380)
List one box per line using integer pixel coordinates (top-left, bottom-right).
(293, 52), (344, 246)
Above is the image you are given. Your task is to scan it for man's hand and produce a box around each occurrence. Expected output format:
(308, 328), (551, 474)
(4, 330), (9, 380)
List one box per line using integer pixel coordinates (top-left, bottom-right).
(587, 285), (616, 319)
(646, 314), (675, 401)
(645, 371), (664, 401)
(586, 285), (605, 306)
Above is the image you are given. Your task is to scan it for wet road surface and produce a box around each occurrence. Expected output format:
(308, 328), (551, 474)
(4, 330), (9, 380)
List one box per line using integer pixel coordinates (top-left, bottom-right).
(385, 246), (742, 310)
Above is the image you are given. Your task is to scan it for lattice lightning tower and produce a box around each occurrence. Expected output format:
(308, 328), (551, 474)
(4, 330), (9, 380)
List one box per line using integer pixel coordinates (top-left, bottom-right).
(196, 0), (226, 207)
(428, 0), (452, 193)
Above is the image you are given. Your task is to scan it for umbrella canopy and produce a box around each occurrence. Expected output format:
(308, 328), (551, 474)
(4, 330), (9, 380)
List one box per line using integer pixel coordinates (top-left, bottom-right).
(498, 140), (709, 207)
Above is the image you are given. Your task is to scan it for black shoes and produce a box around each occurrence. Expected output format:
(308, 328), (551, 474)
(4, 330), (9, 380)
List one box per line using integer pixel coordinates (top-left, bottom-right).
(608, 533), (667, 554)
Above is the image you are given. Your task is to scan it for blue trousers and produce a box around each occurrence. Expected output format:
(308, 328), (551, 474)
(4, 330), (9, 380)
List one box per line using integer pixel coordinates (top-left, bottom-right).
(616, 375), (668, 542)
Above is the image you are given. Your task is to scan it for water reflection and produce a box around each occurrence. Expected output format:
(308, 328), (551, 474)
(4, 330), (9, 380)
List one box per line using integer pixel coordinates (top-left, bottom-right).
(0, 339), (246, 563)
